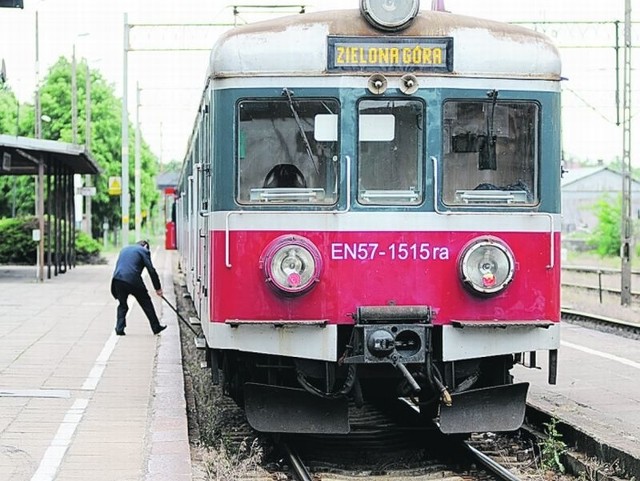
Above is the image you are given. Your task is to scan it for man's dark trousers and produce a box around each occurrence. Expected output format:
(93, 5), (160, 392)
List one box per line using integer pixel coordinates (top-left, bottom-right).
(112, 279), (163, 333)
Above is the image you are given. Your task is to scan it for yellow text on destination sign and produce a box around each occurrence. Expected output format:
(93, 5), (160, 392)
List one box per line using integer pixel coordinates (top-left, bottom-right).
(328, 37), (452, 71)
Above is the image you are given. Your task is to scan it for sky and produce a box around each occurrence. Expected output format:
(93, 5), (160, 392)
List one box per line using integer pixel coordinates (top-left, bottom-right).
(0, 0), (638, 166)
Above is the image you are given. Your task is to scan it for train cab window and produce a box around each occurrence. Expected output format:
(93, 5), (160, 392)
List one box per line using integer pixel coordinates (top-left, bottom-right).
(357, 99), (424, 205)
(442, 100), (539, 206)
(237, 98), (339, 205)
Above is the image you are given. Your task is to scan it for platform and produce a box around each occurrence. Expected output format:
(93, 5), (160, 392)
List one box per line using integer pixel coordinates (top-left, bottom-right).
(2, 248), (640, 480)
(0, 248), (191, 481)
(515, 309), (640, 477)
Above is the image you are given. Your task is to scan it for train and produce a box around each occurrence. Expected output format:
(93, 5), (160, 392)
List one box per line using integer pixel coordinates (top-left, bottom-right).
(175, 0), (561, 435)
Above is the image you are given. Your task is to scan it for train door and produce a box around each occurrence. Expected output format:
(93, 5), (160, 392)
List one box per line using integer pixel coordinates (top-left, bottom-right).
(186, 166), (197, 299)
(164, 187), (177, 250)
(192, 161), (204, 318)
(198, 96), (212, 325)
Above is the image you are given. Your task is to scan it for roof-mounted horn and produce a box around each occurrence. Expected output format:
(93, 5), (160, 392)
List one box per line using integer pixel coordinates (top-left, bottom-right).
(360, 0), (420, 32)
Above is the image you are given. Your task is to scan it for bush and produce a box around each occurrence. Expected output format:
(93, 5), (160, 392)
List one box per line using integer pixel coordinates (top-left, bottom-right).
(75, 230), (105, 264)
(587, 195), (622, 257)
(0, 217), (104, 265)
(0, 216), (39, 264)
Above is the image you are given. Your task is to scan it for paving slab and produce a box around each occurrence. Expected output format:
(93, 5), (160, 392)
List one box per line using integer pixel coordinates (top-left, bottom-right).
(0, 248), (191, 481)
(515, 318), (640, 476)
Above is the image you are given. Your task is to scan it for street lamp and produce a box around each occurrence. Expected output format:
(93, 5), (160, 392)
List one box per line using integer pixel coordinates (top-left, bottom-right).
(72, 32), (95, 236)
(72, 33), (89, 145)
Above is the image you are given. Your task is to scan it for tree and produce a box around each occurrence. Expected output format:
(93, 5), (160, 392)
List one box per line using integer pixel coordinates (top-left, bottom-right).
(0, 84), (36, 218)
(0, 57), (160, 239)
(588, 194), (622, 257)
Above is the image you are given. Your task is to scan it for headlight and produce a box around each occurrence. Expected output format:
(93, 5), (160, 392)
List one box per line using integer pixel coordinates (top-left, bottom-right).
(360, 0), (421, 32)
(458, 237), (515, 296)
(260, 235), (323, 296)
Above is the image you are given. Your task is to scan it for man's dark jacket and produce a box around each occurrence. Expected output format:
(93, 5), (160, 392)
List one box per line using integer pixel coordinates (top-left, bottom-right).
(110, 244), (161, 297)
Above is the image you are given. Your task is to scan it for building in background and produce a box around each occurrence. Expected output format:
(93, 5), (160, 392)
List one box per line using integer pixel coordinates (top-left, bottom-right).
(561, 164), (640, 234)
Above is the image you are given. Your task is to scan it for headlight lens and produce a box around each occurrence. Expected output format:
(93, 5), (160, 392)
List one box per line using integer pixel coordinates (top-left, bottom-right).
(260, 235), (323, 296)
(458, 237), (515, 296)
(360, 0), (421, 31)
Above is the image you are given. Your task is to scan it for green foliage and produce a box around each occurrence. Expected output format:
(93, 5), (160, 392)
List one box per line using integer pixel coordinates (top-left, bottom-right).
(0, 57), (161, 239)
(587, 194), (622, 257)
(0, 217), (103, 265)
(539, 418), (567, 473)
(0, 216), (39, 264)
(0, 85), (20, 135)
(75, 230), (104, 264)
(0, 176), (36, 218)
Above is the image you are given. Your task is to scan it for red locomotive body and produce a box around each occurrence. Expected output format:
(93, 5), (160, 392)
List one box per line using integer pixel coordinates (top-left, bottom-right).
(176, 2), (562, 434)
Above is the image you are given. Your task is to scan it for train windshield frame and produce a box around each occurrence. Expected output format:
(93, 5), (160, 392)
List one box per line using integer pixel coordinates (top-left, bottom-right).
(236, 97), (340, 205)
(357, 98), (425, 205)
(442, 99), (540, 207)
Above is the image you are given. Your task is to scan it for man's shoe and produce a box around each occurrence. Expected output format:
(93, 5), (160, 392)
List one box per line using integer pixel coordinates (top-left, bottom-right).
(154, 325), (167, 335)
(115, 330), (126, 336)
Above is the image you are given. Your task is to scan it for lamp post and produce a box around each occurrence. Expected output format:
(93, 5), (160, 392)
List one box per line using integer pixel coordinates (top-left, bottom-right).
(34, 9), (44, 281)
(135, 82), (141, 241)
(72, 32), (93, 235)
(121, 12), (130, 246)
(85, 61), (92, 235)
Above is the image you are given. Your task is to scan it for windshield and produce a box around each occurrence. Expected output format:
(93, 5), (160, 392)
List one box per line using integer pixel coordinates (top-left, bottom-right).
(357, 99), (424, 205)
(442, 99), (539, 206)
(237, 97), (339, 205)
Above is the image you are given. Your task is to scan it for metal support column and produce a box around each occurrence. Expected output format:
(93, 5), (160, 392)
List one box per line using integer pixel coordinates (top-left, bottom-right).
(121, 13), (130, 246)
(620, 0), (632, 306)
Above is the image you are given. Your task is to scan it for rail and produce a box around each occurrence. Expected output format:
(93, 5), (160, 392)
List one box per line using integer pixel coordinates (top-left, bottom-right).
(279, 439), (313, 481)
(562, 265), (640, 303)
(463, 442), (523, 481)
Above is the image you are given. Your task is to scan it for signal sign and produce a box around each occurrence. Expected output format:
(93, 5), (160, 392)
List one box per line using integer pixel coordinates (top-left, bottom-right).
(108, 176), (122, 196)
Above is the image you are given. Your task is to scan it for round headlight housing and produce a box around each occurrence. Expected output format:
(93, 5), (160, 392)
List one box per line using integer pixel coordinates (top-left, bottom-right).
(260, 235), (323, 296)
(360, 0), (421, 32)
(458, 237), (515, 296)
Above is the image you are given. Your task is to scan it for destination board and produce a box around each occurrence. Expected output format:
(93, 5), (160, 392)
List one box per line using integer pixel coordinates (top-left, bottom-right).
(327, 36), (453, 72)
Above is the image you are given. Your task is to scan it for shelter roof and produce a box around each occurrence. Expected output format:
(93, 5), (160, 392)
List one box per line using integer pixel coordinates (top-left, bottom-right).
(156, 171), (179, 190)
(0, 134), (101, 175)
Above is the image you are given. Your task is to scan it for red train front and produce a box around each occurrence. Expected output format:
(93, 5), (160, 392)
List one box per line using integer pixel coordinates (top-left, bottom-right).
(176, 0), (562, 434)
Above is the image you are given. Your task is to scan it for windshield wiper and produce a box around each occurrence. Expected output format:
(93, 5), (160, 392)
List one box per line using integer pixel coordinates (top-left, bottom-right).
(282, 88), (320, 174)
(479, 89), (498, 170)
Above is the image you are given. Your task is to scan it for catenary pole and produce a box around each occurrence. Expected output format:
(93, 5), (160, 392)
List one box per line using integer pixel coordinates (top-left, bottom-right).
(135, 82), (141, 241)
(620, 0), (632, 305)
(121, 13), (130, 246)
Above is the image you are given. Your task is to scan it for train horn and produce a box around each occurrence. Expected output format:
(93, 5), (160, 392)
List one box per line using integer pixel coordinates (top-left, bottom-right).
(399, 74), (419, 94)
(367, 74), (388, 95)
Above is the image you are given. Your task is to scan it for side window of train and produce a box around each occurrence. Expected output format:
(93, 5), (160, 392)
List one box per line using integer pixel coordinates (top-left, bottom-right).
(236, 98), (340, 205)
(442, 100), (539, 207)
(357, 99), (424, 205)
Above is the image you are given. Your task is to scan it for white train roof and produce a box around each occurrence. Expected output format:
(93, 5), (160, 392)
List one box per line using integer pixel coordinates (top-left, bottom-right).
(209, 9), (561, 81)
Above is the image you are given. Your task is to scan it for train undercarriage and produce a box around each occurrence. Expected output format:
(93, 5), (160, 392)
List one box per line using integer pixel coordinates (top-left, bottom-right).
(206, 306), (531, 435)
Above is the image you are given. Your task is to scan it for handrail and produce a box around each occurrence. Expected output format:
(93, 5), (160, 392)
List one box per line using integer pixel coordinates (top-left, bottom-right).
(432, 156), (555, 269)
(225, 155), (352, 268)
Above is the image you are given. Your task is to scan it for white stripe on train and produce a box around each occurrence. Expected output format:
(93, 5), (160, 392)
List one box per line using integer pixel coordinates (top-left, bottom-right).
(208, 211), (562, 232)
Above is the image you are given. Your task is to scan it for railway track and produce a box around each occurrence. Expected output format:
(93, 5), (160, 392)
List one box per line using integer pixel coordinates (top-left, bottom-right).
(561, 307), (640, 340)
(176, 275), (638, 480)
(278, 434), (532, 481)
(274, 399), (538, 481)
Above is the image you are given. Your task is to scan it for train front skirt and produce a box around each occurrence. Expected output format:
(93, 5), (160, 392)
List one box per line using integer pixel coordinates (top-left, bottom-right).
(244, 381), (529, 435)
(438, 382), (529, 434)
(244, 382), (350, 434)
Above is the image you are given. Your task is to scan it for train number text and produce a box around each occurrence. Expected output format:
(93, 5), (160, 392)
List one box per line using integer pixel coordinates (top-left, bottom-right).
(330, 242), (450, 261)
